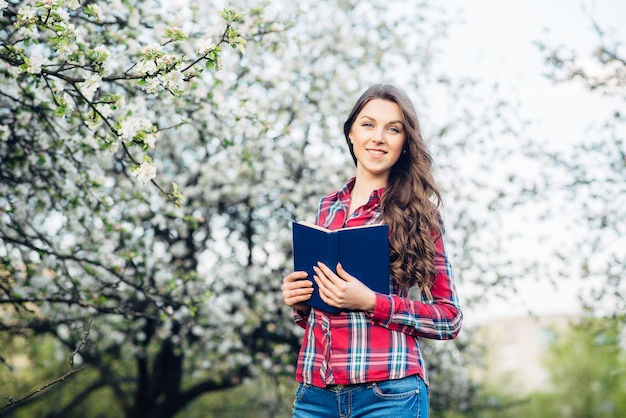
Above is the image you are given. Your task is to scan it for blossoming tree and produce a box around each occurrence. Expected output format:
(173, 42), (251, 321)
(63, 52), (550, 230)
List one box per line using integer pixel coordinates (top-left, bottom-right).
(0, 1), (267, 416)
(536, 19), (626, 318)
(0, 0), (526, 416)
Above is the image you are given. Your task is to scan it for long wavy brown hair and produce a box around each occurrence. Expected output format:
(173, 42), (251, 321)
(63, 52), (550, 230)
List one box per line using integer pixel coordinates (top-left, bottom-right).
(343, 84), (442, 298)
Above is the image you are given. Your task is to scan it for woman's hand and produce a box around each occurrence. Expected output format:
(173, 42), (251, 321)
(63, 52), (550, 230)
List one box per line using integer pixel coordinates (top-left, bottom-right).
(281, 271), (314, 312)
(313, 262), (377, 312)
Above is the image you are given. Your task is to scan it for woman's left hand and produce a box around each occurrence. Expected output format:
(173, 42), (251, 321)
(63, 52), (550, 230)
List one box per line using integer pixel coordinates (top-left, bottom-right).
(313, 262), (377, 312)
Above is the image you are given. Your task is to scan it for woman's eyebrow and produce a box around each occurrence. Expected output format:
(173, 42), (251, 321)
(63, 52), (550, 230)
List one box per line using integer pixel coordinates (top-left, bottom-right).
(358, 115), (403, 125)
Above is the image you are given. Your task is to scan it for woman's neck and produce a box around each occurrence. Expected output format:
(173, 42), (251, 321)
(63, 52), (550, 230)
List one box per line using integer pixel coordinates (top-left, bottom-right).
(349, 175), (387, 215)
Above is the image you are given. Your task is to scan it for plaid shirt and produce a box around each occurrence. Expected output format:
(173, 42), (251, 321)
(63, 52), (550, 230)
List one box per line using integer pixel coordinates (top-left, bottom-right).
(294, 177), (462, 388)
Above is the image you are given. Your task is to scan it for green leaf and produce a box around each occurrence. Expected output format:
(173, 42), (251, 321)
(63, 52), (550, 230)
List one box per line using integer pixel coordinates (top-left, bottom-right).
(54, 105), (67, 116)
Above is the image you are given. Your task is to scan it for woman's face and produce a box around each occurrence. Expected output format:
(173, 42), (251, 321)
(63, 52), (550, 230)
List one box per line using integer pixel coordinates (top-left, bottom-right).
(349, 99), (406, 182)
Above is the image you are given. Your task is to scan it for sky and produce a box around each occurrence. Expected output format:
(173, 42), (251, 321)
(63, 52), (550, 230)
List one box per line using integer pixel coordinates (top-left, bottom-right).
(438, 0), (626, 324)
(441, 0), (625, 148)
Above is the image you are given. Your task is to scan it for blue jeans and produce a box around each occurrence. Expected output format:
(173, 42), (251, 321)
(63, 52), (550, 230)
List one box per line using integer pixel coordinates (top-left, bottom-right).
(292, 375), (429, 418)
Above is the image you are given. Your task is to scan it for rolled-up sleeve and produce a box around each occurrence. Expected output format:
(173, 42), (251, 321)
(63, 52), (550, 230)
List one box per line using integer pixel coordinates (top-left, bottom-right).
(370, 233), (463, 340)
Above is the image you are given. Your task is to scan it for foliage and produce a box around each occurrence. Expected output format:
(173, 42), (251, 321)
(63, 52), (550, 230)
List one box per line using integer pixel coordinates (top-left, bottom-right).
(0, 0), (541, 416)
(176, 374), (296, 418)
(8, 0), (626, 417)
(539, 315), (626, 417)
(470, 316), (626, 418)
(0, 0), (626, 417)
(534, 12), (626, 318)
(1, 0), (277, 416)
(0, 330), (294, 417)
(0, 335), (120, 418)
(0, 0), (247, 207)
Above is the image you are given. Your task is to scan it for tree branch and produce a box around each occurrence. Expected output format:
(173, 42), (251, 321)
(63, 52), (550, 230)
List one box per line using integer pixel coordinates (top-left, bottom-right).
(0, 318), (93, 414)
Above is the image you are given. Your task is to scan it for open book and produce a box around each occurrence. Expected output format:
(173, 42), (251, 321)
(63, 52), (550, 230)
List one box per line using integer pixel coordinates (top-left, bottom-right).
(291, 221), (390, 313)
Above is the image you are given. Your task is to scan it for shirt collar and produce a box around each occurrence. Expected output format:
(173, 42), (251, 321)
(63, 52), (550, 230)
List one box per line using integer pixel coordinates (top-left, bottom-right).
(341, 177), (386, 203)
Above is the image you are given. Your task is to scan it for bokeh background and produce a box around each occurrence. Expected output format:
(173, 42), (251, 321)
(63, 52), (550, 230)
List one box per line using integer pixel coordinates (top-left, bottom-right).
(1, 0), (624, 416)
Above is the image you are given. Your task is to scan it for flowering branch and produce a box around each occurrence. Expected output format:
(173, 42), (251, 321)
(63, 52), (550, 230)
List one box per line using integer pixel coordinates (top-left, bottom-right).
(1, 1), (247, 207)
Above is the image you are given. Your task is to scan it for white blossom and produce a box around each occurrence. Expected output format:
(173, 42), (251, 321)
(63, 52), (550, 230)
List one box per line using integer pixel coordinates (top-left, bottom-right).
(114, 94), (126, 110)
(118, 116), (153, 142)
(15, 25), (38, 44)
(195, 39), (216, 55)
(142, 76), (161, 94)
(144, 133), (157, 149)
(26, 54), (45, 74)
(137, 59), (157, 75)
(89, 4), (103, 20)
(56, 41), (78, 59)
(17, 5), (36, 24)
(82, 73), (102, 100)
(86, 114), (103, 130)
(103, 196), (114, 207)
(66, 0), (80, 10)
(95, 103), (114, 119)
(131, 160), (157, 185)
(83, 132), (99, 150)
(161, 70), (184, 91)
(62, 92), (75, 114)
(142, 42), (163, 57)
(94, 45), (110, 57)
(105, 139), (119, 153)
(55, 7), (70, 22)
(158, 54), (177, 67)
(0, 1), (8, 11)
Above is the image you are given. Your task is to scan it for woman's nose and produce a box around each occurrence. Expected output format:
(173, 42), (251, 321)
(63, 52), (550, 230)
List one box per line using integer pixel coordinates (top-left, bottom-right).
(372, 128), (385, 142)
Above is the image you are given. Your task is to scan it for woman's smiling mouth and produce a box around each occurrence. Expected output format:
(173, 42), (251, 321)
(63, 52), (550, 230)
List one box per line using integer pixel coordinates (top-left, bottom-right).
(367, 148), (386, 156)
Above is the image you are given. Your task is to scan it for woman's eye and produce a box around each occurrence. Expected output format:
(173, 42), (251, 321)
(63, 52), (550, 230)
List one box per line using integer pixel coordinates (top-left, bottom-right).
(389, 127), (400, 133)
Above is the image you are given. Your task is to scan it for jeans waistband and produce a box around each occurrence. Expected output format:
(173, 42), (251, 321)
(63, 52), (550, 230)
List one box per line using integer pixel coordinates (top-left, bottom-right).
(324, 382), (373, 391)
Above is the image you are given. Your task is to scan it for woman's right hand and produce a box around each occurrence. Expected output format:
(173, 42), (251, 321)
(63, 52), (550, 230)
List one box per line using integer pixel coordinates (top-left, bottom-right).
(281, 271), (314, 312)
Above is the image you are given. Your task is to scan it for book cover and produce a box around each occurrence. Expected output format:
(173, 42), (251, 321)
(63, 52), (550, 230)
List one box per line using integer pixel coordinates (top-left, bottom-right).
(292, 221), (390, 313)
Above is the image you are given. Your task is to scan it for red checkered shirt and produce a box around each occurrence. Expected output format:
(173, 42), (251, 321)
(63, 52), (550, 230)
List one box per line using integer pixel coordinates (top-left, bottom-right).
(293, 177), (463, 387)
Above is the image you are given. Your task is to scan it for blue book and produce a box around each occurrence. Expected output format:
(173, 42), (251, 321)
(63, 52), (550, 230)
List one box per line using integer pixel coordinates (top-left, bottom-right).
(292, 221), (390, 313)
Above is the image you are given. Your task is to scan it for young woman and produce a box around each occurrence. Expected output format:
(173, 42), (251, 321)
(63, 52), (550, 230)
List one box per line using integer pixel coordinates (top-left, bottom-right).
(281, 84), (463, 417)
